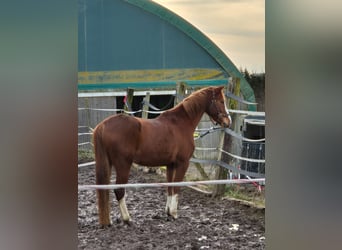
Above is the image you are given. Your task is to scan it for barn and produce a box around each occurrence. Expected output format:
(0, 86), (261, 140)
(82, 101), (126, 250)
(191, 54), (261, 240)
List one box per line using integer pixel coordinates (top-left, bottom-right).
(78, 2), (265, 247)
(77, 0), (264, 178)
(78, 0), (256, 111)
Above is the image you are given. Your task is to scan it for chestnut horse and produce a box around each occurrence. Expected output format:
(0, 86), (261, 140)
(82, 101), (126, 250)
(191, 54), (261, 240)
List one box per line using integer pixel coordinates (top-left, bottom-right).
(93, 86), (231, 226)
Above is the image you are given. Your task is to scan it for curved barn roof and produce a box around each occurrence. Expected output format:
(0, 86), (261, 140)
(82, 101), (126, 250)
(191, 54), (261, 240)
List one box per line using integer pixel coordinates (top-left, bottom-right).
(78, 0), (256, 109)
(126, 0), (255, 107)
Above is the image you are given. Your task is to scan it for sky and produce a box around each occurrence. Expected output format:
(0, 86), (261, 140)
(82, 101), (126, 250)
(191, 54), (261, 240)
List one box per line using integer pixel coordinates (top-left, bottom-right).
(153, 0), (265, 73)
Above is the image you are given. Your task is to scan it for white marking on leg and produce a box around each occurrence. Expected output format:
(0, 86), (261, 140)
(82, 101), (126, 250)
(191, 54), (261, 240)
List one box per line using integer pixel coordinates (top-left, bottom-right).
(118, 196), (131, 222)
(165, 195), (172, 214)
(169, 194), (179, 219)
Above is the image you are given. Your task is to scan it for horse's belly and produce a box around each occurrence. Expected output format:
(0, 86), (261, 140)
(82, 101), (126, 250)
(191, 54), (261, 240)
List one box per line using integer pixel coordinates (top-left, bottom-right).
(133, 150), (174, 166)
(133, 151), (173, 167)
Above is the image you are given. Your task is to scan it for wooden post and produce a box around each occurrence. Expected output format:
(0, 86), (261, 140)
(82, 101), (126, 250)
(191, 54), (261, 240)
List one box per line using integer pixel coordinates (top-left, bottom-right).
(229, 78), (241, 110)
(113, 95), (117, 115)
(124, 88), (134, 113)
(212, 127), (228, 197)
(174, 81), (187, 105)
(140, 91), (154, 172)
(212, 78), (240, 197)
(142, 92), (150, 119)
(192, 155), (210, 180)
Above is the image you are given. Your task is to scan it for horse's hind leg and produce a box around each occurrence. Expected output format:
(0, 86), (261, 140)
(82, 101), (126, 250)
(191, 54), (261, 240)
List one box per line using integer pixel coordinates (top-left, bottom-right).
(113, 160), (132, 223)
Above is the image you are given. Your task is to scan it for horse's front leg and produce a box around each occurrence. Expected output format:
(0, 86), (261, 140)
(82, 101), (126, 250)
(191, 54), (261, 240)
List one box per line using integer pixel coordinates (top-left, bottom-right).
(165, 161), (189, 219)
(165, 164), (175, 216)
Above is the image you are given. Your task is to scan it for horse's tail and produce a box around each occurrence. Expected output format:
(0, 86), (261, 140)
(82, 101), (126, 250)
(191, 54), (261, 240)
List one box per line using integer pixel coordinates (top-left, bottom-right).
(93, 124), (111, 180)
(93, 124), (112, 225)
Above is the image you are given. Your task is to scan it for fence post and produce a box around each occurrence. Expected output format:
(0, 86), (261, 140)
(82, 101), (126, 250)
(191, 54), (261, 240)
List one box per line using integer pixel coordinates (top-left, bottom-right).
(212, 78), (240, 197)
(174, 81), (187, 105)
(124, 88), (134, 113)
(139, 91), (155, 173)
(179, 82), (210, 181)
(142, 92), (150, 119)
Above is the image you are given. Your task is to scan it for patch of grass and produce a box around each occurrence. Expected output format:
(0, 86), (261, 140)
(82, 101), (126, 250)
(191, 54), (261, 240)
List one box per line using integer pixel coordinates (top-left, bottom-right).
(78, 149), (94, 164)
(224, 184), (265, 208)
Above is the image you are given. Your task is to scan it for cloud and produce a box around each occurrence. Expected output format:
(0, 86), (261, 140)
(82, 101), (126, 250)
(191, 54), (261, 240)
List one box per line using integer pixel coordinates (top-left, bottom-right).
(154, 0), (265, 72)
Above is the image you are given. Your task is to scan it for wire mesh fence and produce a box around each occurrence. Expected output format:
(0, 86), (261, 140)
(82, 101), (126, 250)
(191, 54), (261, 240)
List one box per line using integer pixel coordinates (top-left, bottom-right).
(241, 141), (265, 176)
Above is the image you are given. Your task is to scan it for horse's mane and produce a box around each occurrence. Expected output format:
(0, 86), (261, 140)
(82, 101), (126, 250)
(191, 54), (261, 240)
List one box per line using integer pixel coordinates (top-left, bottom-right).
(181, 88), (210, 119)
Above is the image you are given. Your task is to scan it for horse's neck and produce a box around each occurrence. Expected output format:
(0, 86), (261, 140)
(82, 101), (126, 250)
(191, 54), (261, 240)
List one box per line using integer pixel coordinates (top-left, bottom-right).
(158, 91), (208, 131)
(181, 93), (208, 129)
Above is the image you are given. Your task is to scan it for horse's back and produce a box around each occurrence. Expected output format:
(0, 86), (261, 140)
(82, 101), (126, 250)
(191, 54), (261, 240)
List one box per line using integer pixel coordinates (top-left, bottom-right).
(98, 113), (140, 132)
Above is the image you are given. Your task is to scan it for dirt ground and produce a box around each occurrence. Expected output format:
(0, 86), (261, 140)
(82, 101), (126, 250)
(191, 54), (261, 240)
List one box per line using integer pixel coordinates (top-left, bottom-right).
(78, 166), (265, 249)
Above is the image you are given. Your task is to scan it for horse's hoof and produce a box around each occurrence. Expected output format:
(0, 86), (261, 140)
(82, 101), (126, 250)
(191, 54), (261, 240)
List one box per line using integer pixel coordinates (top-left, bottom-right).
(166, 214), (178, 221)
(99, 219), (113, 228)
(166, 216), (175, 222)
(100, 223), (112, 229)
(123, 220), (133, 226)
(168, 211), (178, 219)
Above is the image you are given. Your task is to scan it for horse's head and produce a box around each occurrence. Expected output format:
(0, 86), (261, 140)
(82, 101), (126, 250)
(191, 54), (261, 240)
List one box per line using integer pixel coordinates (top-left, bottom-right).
(207, 86), (232, 128)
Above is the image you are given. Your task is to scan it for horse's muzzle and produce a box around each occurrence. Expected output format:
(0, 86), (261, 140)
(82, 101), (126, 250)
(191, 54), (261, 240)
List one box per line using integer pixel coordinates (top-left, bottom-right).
(219, 114), (231, 128)
(212, 113), (232, 128)
(221, 120), (231, 128)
